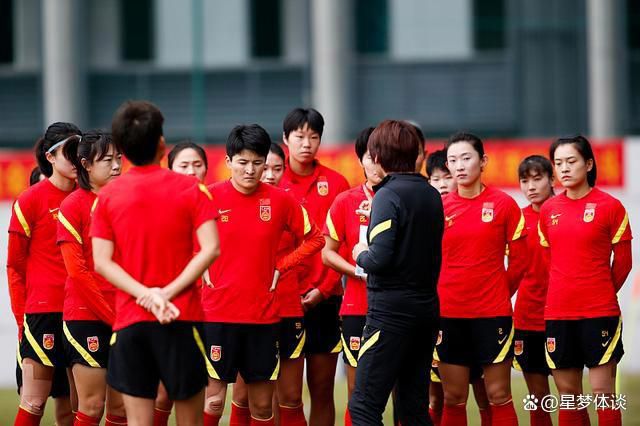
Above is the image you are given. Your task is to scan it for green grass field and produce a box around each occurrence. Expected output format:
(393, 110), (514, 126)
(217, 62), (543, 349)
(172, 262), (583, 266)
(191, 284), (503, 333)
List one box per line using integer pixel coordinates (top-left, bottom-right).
(1, 374), (639, 425)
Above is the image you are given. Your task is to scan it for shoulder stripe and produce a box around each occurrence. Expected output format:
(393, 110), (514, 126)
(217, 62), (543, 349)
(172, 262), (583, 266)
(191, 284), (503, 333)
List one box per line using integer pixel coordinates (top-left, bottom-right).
(612, 212), (629, 244)
(13, 202), (31, 238)
(63, 322), (100, 368)
(325, 211), (339, 241)
(369, 219), (392, 243)
(511, 213), (526, 240)
(58, 212), (83, 244)
(91, 198), (98, 213)
(302, 206), (311, 235)
(198, 183), (213, 201)
(538, 221), (549, 248)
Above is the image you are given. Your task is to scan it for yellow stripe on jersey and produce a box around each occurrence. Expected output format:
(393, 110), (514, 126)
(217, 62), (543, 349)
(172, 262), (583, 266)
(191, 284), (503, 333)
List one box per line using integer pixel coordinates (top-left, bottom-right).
(492, 324), (514, 364)
(14, 202), (31, 238)
(290, 331), (306, 360)
(358, 330), (381, 360)
(23, 316), (53, 367)
(538, 222), (549, 248)
(302, 206), (311, 235)
(612, 213), (629, 244)
(341, 335), (358, 368)
(198, 183), (213, 201)
(512, 213), (526, 240)
(599, 317), (622, 365)
(330, 339), (343, 354)
(369, 220), (391, 243)
(545, 344), (557, 369)
(192, 326), (219, 380)
(58, 212), (83, 244)
(270, 356), (281, 380)
(63, 322), (100, 368)
(91, 198), (98, 213)
(325, 211), (339, 241)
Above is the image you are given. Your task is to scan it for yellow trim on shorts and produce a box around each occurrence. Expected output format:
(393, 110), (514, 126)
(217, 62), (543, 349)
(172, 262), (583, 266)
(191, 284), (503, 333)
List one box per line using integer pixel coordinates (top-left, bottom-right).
(302, 207), (311, 235)
(430, 369), (441, 383)
(16, 342), (23, 368)
(538, 222), (549, 247)
(612, 213), (629, 244)
(512, 213), (526, 240)
(512, 357), (522, 371)
(23, 316), (53, 367)
(545, 343), (557, 369)
(192, 326), (219, 380)
(270, 357), (281, 380)
(198, 183), (213, 200)
(341, 335), (358, 368)
(433, 347), (440, 362)
(330, 339), (343, 354)
(290, 331), (306, 359)
(369, 220), (391, 243)
(599, 317), (623, 365)
(14, 202), (31, 238)
(110, 332), (117, 345)
(358, 330), (381, 360)
(325, 211), (339, 241)
(63, 322), (100, 368)
(58, 212), (83, 244)
(492, 324), (515, 364)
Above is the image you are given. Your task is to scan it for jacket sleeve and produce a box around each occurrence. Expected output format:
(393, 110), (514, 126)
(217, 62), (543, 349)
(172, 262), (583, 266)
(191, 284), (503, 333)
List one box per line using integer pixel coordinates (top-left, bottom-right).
(7, 232), (29, 332)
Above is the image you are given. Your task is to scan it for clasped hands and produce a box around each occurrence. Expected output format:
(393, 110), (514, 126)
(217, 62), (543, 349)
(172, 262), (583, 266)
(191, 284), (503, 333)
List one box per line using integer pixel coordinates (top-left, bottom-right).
(136, 288), (180, 324)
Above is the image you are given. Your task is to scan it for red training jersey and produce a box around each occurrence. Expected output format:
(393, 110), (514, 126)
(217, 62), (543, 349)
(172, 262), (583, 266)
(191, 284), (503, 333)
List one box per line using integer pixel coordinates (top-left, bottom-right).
(8, 179), (75, 314)
(439, 186), (526, 318)
(538, 188), (632, 320)
(276, 229), (304, 318)
(203, 181), (311, 324)
(324, 184), (372, 316)
(90, 165), (217, 331)
(279, 161), (350, 298)
(513, 205), (549, 331)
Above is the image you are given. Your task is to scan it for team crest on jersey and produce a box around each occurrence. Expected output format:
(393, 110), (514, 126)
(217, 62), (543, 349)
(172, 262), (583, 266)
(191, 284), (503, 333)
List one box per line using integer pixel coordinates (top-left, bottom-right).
(349, 336), (361, 351)
(481, 203), (494, 223)
(43, 334), (55, 350)
(210, 345), (222, 362)
(514, 340), (524, 356)
(317, 178), (329, 196)
(436, 330), (443, 346)
(260, 205), (272, 222)
(87, 336), (99, 353)
(583, 203), (596, 223)
(546, 337), (556, 353)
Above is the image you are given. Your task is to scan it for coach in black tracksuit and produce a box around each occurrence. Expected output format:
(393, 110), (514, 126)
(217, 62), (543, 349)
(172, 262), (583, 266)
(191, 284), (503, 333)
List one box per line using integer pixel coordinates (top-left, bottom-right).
(349, 120), (444, 426)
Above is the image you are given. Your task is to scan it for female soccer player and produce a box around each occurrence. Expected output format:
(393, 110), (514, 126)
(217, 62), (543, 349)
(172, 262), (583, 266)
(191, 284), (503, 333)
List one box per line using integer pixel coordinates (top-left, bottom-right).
(513, 155), (554, 426)
(321, 127), (379, 425)
(8, 122), (80, 426)
(539, 136), (632, 426)
(436, 132), (528, 426)
(57, 130), (127, 426)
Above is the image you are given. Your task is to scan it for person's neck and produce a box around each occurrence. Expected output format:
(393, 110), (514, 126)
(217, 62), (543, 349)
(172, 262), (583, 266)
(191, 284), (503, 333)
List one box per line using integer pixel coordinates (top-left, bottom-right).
(365, 180), (375, 191)
(230, 178), (258, 195)
(289, 157), (316, 176)
(566, 182), (592, 200)
(49, 174), (75, 192)
(90, 182), (104, 195)
(457, 180), (484, 199)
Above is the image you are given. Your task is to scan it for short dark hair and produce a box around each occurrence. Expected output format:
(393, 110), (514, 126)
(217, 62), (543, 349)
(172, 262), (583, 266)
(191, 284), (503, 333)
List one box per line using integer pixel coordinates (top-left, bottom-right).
(34, 122), (82, 177)
(283, 108), (325, 138)
(406, 121), (425, 148)
(62, 130), (116, 191)
(368, 120), (421, 173)
(168, 141), (208, 170)
(226, 124), (271, 159)
(446, 132), (485, 158)
(518, 155), (553, 180)
(269, 142), (286, 162)
(29, 166), (42, 186)
(550, 135), (597, 187)
(355, 127), (375, 161)
(111, 100), (164, 166)
(426, 149), (449, 177)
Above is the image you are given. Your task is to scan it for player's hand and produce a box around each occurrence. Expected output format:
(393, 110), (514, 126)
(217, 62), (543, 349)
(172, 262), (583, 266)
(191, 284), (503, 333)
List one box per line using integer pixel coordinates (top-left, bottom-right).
(269, 269), (281, 292)
(301, 288), (324, 311)
(152, 301), (181, 324)
(202, 269), (213, 288)
(352, 242), (368, 261)
(355, 200), (371, 218)
(136, 287), (164, 310)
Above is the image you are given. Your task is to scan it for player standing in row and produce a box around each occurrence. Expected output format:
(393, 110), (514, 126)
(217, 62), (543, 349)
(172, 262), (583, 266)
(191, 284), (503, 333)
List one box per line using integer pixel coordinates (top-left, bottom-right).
(8, 123), (80, 426)
(202, 125), (323, 426)
(539, 136), (632, 426)
(512, 155), (554, 426)
(279, 108), (350, 426)
(57, 130), (127, 426)
(91, 100), (220, 425)
(436, 133), (528, 426)
(425, 149), (491, 426)
(321, 126), (379, 425)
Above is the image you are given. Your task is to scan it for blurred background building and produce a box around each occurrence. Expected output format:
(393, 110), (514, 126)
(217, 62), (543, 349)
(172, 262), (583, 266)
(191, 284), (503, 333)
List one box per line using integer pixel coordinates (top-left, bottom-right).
(0, 0), (638, 146)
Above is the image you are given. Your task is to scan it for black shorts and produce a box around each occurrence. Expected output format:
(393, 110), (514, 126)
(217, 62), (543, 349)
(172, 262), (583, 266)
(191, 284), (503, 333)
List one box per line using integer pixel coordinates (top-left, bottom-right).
(202, 322), (279, 383)
(20, 313), (66, 368)
(341, 315), (366, 367)
(434, 317), (514, 366)
(108, 321), (207, 400)
(545, 317), (624, 369)
(513, 329), (550, 375)
(304, 295), (342, 355)
(430, 359), (483, 384)
(16, 346), (70, 398)
(63, 320), (112, 369)
(279, 317), (305, 360)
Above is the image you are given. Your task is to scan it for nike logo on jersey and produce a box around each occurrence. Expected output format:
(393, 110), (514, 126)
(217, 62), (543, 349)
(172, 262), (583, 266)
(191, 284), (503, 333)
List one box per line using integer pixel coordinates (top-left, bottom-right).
(445, 214), (457, 226)
(49, 208), (59, 213)
(550, 214), (562, 219)
(218, 209), (231, 214)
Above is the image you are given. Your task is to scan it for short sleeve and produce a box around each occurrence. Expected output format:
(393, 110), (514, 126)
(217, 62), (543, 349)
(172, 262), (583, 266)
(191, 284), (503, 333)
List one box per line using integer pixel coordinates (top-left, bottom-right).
(324, 196), (345, 242)
(9, 195), (35, 238)
(57, 197), (84, 245)
(505, 197), (526, 242)
(191, 183), (219, 230)
(89, 194), (114, 242)
(610, 199), (632, 244)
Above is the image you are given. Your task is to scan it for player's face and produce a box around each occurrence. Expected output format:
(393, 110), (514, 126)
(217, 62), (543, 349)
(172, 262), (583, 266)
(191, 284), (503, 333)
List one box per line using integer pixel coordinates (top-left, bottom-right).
(361, 150), (382, 186)
(87, 144), (122, 189)
(446, 142), (486, 187)
(519, 171), (553, 205)
(429, 168), (456, 196)
(262, 152), (285, 186)
(553, 144), (592, 189)
(48, 147), (77, 180)
(226, 149), (266, 193)
(172, 148), (208, 183)
(283, 124), (321, 165)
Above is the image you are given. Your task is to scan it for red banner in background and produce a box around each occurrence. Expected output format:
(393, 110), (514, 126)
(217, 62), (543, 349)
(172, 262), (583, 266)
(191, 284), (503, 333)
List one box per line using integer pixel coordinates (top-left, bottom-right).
(0, 138), (624, 201)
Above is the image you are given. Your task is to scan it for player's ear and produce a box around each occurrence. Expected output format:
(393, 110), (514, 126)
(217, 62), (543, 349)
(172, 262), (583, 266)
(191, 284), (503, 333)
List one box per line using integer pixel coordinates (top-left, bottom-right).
(282, 132), (289, 146)
(225, 155), (232, 169)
